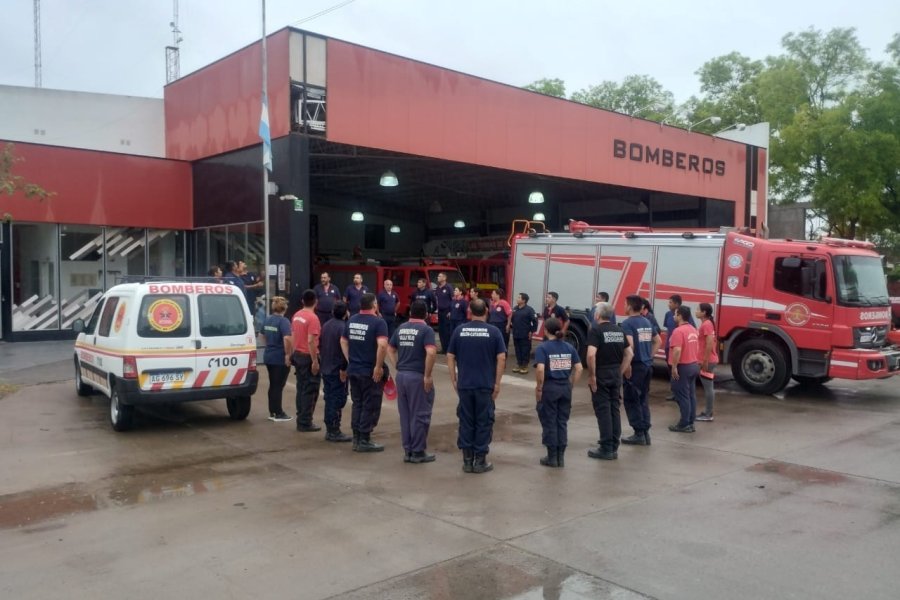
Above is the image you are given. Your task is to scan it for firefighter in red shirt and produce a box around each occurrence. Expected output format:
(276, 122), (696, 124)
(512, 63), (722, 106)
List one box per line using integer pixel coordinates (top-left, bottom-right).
(668, 305), (700, 433)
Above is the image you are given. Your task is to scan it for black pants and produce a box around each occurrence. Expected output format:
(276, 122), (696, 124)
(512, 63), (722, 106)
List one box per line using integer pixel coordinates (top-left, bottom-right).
(513, 336), (531, 367)
(322, 371), (348, 429)
(438, 311), (452, 352)
(456, 388), (495, 454)
(537, 382), (572, 447)
(623, 362), (652, 433)
(591, 367), (622, 452)
(265, 363), (290, 415)
(293, 353), (321, 427)
(349, 373), (384, 434)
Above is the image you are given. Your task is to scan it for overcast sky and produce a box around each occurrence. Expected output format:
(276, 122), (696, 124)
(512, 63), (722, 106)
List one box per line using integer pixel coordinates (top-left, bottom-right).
(1, 0), (897, 102)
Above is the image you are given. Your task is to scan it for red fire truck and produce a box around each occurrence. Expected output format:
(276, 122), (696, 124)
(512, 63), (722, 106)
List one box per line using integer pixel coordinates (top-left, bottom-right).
(510, 220), (900, 394)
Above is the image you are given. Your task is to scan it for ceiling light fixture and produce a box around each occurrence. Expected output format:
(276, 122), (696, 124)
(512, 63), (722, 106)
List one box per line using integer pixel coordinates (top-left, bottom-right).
(389, 225), (401, 233)
(380, 170), (399, 187)
(453, 220), (465, 229)
(528, 191), (545, 204)
(351, 211), (364, 222)
(533, 212), (545, 221)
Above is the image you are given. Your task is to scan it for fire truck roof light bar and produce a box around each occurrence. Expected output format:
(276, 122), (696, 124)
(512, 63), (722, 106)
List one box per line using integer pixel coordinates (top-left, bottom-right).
(820, 237), (875, 250)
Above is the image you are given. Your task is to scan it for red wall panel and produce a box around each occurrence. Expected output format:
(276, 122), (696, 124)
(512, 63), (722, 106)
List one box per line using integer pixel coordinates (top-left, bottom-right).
(164, 29), (291, 161)
(327, 40), (747, 201)
(0, 142), (192, 229)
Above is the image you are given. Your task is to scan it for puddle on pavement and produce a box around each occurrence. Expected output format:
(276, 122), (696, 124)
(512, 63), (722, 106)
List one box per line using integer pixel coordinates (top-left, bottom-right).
(748, 460), (847, 485)
(339, 545), (644, 600)
(0, 457), (290, 529)
(0, 484), (97, 530)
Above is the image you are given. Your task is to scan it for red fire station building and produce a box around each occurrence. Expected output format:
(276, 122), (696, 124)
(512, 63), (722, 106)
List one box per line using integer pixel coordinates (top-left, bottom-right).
(0, 27), (767, 340)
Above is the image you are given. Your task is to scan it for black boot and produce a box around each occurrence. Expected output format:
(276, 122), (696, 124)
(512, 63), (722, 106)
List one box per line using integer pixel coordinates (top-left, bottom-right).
(539, 446), (558, 468)
(472, 453), (493, 473)
(352, 430), (360, 451)
(588, 446), (618, 460)
(557, 446), (566, 468)
(409, 450), (436, 463)
(404, 450), (413, 463)
(621, 432), (648, 446)
(462, 449), (474, 473)
(355, 432), (384, 453)
(325, 426), (352, 443)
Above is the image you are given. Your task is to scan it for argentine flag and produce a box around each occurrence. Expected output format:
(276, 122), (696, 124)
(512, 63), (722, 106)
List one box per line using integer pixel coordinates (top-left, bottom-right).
(259, 93), (273, 172)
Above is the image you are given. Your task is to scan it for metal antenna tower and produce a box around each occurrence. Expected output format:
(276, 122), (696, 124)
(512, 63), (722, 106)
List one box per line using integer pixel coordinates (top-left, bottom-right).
(34, 0), (42, 87)
(165, 0), (182, 83)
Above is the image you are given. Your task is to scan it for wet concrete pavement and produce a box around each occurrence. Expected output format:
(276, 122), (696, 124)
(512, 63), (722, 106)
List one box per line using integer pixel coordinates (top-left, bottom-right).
(1, 348), (899, 599)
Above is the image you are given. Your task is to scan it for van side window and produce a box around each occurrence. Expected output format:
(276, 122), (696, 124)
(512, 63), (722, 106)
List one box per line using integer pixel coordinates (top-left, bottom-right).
(198, 295), (247, 337)
(85, 300), (105, 335)
(773, 257), (829, 302)
(98, 297), (120, 337)
(137, 295), (192, 338)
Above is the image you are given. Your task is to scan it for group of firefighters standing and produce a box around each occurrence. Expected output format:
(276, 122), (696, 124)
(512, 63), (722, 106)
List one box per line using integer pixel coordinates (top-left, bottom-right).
(259, 270), (719, 472)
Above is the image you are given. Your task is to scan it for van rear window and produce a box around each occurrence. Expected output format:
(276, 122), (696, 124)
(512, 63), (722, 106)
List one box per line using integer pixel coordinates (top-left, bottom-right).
(198, 295), (248, 337)
(138, 295), (192, 338)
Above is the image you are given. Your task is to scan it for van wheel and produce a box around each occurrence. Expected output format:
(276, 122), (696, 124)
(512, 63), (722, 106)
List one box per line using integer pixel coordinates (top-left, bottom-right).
(109, 384), (135, 431)
(226, 396), (252, 420)
(731, 339), (791, 395)
(74, 358), (92, 396)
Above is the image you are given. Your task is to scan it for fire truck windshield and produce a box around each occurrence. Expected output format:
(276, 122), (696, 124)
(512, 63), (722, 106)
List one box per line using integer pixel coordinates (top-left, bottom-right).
(833, 255), (890, 307)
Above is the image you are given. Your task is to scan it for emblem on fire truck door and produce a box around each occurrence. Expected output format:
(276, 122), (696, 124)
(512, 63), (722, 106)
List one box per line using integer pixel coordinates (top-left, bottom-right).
(727, 254), (743, 269)
(785, 303), (811, 327)
(727, 276), (739, 290)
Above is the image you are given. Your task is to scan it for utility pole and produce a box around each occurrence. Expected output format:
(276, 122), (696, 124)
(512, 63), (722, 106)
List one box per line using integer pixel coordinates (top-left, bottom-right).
(165, 0), (182, 83)
(34, 0), (42, 87)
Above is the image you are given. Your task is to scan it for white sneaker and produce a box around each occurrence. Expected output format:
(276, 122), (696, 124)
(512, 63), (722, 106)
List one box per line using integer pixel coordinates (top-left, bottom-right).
(696, 413), (714, 422)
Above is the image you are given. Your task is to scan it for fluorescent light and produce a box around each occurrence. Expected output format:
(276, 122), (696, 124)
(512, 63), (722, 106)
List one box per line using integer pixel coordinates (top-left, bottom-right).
(380, 171), (399, 187)
(351, 211), (364, 222)
(528, 191), (544, 204)
(453, 220), (465, 229)
(389, 225), (401, 233)
(533, 212), (545, 221)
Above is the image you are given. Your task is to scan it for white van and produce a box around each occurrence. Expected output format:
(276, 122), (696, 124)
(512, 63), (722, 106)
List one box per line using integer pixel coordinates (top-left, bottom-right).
(73, 280), (259, 431)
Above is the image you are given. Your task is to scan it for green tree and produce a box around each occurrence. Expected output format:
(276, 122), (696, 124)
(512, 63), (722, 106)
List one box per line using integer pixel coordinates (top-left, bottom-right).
(1, 143), (53, 221)
(570, 74), (676, 120)
(692, 52), (765, 130)
(523, 78), (567, 98)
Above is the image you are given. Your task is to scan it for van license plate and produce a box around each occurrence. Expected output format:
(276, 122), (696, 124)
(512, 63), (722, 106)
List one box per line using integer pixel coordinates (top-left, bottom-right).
(149, 372), (186, 384)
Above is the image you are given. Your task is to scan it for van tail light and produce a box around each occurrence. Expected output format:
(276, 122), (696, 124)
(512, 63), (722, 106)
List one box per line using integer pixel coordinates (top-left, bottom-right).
(248, 350), (257, 372)
(123, 356), (138, 379)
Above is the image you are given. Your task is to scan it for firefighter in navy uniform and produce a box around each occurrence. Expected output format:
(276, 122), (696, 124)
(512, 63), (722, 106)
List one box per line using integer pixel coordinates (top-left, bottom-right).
(377, 279), (400, 338)
(410, 277), (437, 320)
(340, 293), (389, 452)
(435, 272), (454, 354)
(387, 300), (438, 464)
(446, 299), (506, 474)
(620, 294), (661, 446)
(533, 317), (583, 467)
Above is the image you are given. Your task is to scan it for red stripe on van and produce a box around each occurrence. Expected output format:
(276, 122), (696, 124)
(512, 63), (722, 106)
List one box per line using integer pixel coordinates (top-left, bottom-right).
(230, 369), (247, 385)
(194, 370), (210, 388)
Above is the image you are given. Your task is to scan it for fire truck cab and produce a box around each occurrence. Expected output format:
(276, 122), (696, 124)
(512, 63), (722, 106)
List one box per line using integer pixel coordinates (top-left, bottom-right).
(510, 222), (900, 395)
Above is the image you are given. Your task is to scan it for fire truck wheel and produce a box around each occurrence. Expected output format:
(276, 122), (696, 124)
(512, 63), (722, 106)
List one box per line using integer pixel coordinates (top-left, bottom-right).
(564, 323), (588, 364)
(109, 383), (135, 432)
(791, 375), (832, 387)
(74, 357), (92, 397)
(227, 396), (252, 420)
(731, 338), (791, 395)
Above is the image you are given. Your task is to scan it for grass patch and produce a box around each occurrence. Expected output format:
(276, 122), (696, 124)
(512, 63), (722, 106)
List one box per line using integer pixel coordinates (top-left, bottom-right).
(0, 381), (19, 400)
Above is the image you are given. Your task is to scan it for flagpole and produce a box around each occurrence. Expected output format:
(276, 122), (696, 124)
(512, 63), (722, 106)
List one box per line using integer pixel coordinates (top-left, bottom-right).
(261, 0), (271, 315)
